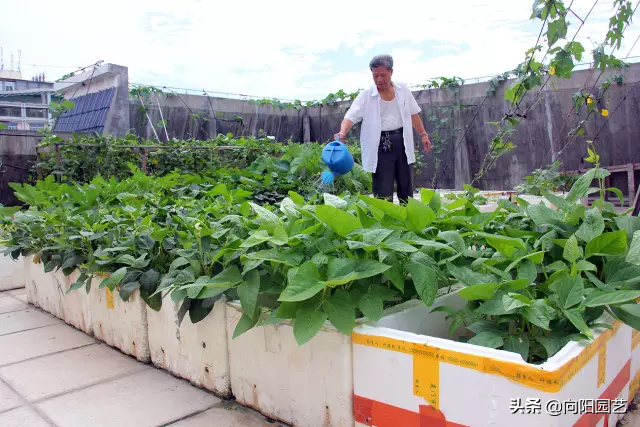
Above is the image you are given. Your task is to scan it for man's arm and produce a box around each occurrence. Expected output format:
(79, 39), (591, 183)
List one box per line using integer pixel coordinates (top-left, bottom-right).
(337, 119), (354, 139)
(336, 90), (366, 140)
(411, 114), (427, 136)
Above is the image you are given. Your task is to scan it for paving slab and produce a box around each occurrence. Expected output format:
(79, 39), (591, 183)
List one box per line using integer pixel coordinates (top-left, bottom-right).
(0, 324), (95, 367)
(37, 368), (220, 427)
(0, 309), (60, 336)
(8, 289), (25, 297)
(0, 406), (51, 427)
(0, 297), (27, 314)
(0, 344), (147, 402)
(0, 380), (24, 413)
(12, 293), (27, 303)
(169, 401), (286, 427)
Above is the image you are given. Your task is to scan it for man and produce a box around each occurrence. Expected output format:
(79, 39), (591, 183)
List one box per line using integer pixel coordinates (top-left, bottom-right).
(335, 54), (431, 204)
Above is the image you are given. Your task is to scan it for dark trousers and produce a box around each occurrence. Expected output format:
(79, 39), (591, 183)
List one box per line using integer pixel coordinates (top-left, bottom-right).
(372, 128), (413, 204)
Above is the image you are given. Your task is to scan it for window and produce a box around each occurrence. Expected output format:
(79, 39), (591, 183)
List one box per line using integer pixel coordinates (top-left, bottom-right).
(28, 123), (46, 130)
(3, 82), (15, 92)
(0, 106), (21, 117)
(26, 108), (47, 118)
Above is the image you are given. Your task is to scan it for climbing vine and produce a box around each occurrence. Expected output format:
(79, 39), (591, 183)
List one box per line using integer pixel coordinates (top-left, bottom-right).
(471, 0), (635, 186)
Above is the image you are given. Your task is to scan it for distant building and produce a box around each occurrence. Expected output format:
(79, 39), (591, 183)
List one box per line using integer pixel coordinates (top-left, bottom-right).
(0, 70), (61, 130)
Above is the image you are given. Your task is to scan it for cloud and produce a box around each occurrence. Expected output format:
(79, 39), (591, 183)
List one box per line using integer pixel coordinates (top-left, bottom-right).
(1, 0), (637, 101)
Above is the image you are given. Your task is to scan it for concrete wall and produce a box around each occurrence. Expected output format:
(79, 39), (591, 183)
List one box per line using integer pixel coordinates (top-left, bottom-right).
(127, 63), (640, 191)
(0, 130), (72, 206)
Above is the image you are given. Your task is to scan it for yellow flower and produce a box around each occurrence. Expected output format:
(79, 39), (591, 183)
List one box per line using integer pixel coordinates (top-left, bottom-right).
(601, 109), (609, 117)
(549, 66), (556, 76)
(587, 97), (593, 104)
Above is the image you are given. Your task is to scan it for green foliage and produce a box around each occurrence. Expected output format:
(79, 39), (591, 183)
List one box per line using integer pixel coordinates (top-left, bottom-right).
(515, 161), (577, 196)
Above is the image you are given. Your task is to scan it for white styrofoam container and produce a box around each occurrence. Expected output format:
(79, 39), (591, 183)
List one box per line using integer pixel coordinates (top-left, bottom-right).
(0, 252), (25, 291)
(89, 276), (150, 362)
(353, 291), (633, 427)
(146, 298), (231, 397)
(24, 255), (64, 317)
(22, 256), (93, 334)
(631, 330), (640, 402)
(226, 302), (354, 427)
(52, 268), (93, 335)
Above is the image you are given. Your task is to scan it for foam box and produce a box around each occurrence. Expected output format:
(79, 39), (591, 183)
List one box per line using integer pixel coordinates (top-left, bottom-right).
(226, 301), (354, 427)
(89, 276), (150, 362)
(24, 255), (64, 317)
(147, 298), (230, 397)
(353, 291), (634, 427)
(0, 252), (24, 291)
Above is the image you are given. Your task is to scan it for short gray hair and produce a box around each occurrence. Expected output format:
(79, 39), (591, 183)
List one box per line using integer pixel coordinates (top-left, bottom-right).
(369, 54), (393, 71)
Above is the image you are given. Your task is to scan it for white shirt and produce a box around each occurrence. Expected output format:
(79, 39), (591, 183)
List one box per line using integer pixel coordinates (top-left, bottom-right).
(344, 81), (422, 173)
(380, 97), (403, 131)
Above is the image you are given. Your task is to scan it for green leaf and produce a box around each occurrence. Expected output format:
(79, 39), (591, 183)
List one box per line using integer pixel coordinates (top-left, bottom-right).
(238, 269), (260, 315)
(406, 198), (435, 232)
(517, 260), (538, 282)
(504, 335), (530, 361)
(576, 260), (597, 272)
(536, 336), (563, 358)
(550, 276), (584, 309)
(169, 257), (190, 272)
(241, 230), (271, 248)
(527, 204), (567, 231)
(279, 261), (325, 302)
(563, 234), (582, 264)
(475, 232), (525, 258)
(563, 308), (594, 339)
(468, 331), (504, 349)
(626, 231), (640, 266)
(523, 300), (553, 330)
(100, 267), (128, 291)
(381, 239), (417, 253)
(360, 195), (407, 221)
(446, 262), (495, 286)
(584, 290), (640, 307)
(384, 264), (405, 292)
(458, 283), (501, 301)
(505, 251), (546, 272)
(611, 304), (640, 330)
(502, 294), (530, 311)
(405, 262), (438, 306)
(466, 320), (507, 335)
(293, 307), (327, 345)
(438, 230), (465, 253)
(362, 229), (394, 246)
(233, 313), (259, 339)
(315, 205), (362, 237)
(288, 191), (305, 205)
(359, 294), (384, 321)
(605, 187), (624, 206)
(566, 169), (597, 203)
(585, 230), (627, 259)
(323, 290), (355, 335)
(119, 281), (141, 301)
(547, 18), (568, 46)
(576, 208), (605, 243)
(325, 258), (391, 286)
(500, 279), (530, 291)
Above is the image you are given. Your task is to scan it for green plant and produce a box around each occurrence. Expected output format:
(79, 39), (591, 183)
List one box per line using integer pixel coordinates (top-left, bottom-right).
(438, 142), (640, 364)
(515, 161), (576, 195)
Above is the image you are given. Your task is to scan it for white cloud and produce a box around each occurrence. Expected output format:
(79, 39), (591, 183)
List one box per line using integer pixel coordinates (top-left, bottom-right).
(1, 0), (637, 100)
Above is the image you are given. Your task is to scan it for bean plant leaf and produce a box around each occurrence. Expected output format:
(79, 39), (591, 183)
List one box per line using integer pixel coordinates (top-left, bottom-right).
(325, 258), (390, 286)
(359, 294), (384, 321)
(611, 304), (640, 330)
(563, 308), (594, 339)
(522, 300), (553, 330)
(550, 276), (584, 309)
(576, 208), (604, 243)
(119, 281), (141, 301)
(384, 264), (405, 292)
(293, 307), (327, 345)
(315, 205), (362, 237)
(360, 195), (407, 221)
(458, 283), (501, 301)
(438, 230), (466, 253)
(536, 336), (563, 358)
(626, 231), (640, 266)
(406, 198), (435, 232)
(405, 262), (438, 306)
(563, 234), (582, 264)
(100, 267), (128, 291)
(585, 230), (627, 259)
(584, 290), (640, 307)
(238, 269), (261, 315)
(446, 262), (495, 286)
(233, 313), (259, 339)
(279, 261), (325, 302)
(468, 331), (504, 348)
(504, 335), (530, 361)
(505, 251), (546, 272)
(323, 290), (355, 335)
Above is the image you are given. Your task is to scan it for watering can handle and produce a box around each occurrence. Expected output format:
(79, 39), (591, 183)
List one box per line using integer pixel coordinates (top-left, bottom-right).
(335, 135), (340, 142)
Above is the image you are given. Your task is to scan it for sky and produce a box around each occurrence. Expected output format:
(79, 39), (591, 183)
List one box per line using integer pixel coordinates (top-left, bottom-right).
(2, 0), (640, 101)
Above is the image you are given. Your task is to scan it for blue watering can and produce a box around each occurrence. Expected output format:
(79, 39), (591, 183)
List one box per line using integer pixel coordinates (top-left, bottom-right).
(320, 136), (354, 185)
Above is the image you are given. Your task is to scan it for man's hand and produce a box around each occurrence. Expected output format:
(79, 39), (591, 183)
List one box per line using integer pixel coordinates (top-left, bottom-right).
(334, 132), (346, 142)
(422, 133), (432, 153)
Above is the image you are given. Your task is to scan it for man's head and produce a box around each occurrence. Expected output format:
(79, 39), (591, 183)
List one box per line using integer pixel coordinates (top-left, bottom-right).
(369, 54), (394, 90)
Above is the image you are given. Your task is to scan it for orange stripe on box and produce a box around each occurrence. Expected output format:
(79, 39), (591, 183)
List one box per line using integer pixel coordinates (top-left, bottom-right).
(353, 395), (468, 427)
(573, 359), (631, 427)
(632, 330), (640, 351)
(353, 322), (621, 393)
